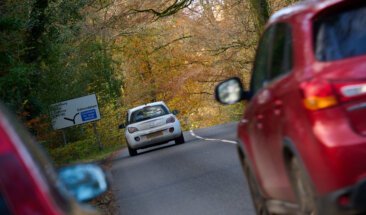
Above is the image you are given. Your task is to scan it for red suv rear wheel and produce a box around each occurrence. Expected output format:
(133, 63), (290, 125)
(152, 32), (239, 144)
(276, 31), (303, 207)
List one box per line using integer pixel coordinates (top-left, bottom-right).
(288, 157), (319, 215)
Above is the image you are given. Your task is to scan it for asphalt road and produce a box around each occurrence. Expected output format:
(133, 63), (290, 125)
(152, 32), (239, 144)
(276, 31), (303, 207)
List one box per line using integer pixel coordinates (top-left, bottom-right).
(110, 122), (255, 215)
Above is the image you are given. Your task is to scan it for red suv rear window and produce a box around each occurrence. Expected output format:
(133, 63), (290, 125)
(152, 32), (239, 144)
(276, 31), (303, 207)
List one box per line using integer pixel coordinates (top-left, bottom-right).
(313, 4), (366, 61)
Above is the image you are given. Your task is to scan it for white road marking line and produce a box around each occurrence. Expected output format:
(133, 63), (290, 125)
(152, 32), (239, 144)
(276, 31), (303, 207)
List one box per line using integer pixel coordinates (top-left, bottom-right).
(189, 130), (237, 145)
(220, 140), (237, 144)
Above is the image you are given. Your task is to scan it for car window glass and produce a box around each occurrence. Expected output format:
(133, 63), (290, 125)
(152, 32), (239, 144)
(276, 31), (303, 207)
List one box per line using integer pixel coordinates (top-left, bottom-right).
(314, 5), (366, 61)
(251, 27), (274, 94)
(269, 23), (293, 80)
(0, 192), (11, 215)
(130, 105), (169, 123)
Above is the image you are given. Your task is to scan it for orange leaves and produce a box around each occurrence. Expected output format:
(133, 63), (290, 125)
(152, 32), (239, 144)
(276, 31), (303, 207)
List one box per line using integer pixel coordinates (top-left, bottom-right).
(23, 115), (54, 141)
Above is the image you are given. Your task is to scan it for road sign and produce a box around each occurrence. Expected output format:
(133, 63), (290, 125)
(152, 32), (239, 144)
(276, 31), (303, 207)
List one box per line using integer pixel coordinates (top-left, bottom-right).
(50, 94), (101, 130)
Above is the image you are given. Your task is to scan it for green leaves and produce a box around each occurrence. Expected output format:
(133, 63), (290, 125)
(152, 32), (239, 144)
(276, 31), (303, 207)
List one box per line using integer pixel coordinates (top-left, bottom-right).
(0, 0), (298, 162)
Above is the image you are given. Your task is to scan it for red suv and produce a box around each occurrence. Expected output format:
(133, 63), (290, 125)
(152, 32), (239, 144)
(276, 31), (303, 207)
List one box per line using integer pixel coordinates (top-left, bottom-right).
(215, 0), (366, 214)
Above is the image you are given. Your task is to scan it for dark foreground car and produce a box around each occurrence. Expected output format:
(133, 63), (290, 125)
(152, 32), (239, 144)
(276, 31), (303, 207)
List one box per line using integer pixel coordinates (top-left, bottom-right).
(216, 0), (366, 214)
(0, 101), (108, 215)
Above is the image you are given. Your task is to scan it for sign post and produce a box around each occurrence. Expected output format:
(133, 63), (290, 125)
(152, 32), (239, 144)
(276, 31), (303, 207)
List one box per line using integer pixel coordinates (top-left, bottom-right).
(50, 94), (101, 148)
(93, 122), (101, 150)
(62, 129), (67, 145)
(80, 125), (84, 136)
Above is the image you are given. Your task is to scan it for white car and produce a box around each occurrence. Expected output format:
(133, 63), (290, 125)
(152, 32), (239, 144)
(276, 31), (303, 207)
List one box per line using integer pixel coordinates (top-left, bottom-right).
(119, 101), (184, 156)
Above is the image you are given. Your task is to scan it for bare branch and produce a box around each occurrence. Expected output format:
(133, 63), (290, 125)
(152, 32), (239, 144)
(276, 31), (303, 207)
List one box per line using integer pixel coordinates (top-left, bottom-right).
(206, 40), (256, 56)
(196, 79), (228, 83)
(189, 92), (213, 95)
(149, 35), (193, 54)
(132, 0), (193, 19)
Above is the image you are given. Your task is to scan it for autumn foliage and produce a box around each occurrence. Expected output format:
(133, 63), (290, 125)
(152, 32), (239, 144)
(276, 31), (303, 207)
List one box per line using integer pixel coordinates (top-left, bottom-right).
(0, 0), (298, 164)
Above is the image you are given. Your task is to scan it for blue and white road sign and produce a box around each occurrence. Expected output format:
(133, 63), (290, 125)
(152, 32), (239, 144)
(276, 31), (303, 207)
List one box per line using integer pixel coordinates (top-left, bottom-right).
(50, 94), (101, 130)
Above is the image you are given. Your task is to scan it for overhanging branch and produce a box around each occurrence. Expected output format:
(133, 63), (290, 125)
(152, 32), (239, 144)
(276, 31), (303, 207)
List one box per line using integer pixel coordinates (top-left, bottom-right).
(132, 0), (193, 19)
(189, 92), (213, 95)
(149, 35), (192, 54)
(207, 40), (256, 56)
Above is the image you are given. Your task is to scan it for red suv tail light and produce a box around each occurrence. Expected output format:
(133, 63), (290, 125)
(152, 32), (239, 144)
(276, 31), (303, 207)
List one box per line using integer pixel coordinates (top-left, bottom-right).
(333, 81), (366, 102)
(300, 78), (338, 110)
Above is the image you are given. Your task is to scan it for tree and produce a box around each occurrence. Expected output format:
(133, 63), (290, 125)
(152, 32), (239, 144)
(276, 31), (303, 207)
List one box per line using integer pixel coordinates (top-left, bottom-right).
(1, 0), (302, 160)
(248, 0), (270, 35)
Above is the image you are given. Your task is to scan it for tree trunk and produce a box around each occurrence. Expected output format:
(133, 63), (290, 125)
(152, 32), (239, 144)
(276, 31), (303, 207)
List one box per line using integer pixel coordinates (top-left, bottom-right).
(248, 0), (270, 36)
(25, 0), (48, 63)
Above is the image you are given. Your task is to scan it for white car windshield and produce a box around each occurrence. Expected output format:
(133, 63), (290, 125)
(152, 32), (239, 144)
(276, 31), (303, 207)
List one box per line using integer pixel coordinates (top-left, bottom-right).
(130, 105), (169, 123)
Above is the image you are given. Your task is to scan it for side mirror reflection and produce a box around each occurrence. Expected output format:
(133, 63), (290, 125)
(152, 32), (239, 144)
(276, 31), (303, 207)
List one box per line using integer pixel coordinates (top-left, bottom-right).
(172, 110), (180, 115)
(58, 164), (108, 202)
(215, 77), (246, 104)
(118, 124), (125, 129)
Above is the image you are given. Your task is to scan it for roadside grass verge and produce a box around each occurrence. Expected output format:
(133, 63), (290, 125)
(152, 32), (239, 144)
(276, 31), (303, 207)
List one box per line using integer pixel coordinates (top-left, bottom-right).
(48, 138), (124, 165)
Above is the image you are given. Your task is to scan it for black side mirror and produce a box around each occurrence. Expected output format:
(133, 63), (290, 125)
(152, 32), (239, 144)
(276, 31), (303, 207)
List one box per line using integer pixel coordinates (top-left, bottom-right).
(172, 110), (180, 115)
(215, 77), (249, 104)
(118, 124), (125, 129)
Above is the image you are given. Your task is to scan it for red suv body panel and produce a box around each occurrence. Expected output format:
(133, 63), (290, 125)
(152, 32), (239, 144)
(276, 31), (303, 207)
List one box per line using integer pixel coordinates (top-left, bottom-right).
(0, 113), (64, 215)
(0, 105), (101, 215)
(237, 0), (366, 212)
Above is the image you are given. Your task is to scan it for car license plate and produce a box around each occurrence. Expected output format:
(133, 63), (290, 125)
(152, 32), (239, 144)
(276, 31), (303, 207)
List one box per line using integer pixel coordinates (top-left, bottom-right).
(146, 131), (163, 139)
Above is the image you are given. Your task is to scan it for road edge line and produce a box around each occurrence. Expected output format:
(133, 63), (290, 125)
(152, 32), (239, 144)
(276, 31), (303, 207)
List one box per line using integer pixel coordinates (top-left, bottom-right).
(189, 130), (237, 145)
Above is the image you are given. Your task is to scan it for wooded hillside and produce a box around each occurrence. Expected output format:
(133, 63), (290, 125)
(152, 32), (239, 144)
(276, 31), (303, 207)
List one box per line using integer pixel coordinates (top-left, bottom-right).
(0, 0), (298, 163)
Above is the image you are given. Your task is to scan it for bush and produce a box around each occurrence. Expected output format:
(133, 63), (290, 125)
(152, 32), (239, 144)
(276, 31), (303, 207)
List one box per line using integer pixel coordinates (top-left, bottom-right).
(48, 138), (121, 165)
